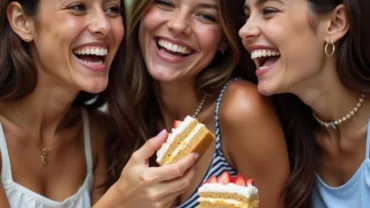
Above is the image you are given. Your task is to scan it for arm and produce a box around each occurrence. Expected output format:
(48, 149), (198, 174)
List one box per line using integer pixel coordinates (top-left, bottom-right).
(220, 81), (290, 208)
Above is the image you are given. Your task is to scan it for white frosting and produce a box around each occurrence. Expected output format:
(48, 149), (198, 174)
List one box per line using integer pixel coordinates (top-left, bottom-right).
(156, 116), (195, 164)
(167, 123), (204, 161)
(198, 198), (244, 206)
(198, 183), (258, 199)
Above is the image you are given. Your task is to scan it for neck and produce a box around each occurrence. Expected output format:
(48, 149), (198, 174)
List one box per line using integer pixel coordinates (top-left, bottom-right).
(0, 72), (79, 142)
(156, 79), (201, 126)
(292, 63), (369, 133)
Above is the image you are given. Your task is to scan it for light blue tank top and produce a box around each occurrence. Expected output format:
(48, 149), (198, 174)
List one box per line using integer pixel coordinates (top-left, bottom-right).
(312, 119), (370, 208)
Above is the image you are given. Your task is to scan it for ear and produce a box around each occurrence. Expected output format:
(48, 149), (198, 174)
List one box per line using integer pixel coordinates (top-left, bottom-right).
(7, 2), (35, 42)
(325, 4), (350, 44)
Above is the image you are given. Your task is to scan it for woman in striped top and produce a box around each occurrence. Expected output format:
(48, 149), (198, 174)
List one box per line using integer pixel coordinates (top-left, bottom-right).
(107, 0), (290, 207)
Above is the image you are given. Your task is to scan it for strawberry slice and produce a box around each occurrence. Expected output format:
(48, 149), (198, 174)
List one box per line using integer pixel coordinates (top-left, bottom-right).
(206, 176), (218, 184)
(173, 120), (182, 128)
(234, 175), (247, 186)
(246, 178), (254, 186)
(218, 172), (231, 185)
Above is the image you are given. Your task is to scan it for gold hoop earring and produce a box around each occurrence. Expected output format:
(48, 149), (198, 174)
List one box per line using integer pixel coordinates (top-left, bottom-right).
(325, 39), (335, 57)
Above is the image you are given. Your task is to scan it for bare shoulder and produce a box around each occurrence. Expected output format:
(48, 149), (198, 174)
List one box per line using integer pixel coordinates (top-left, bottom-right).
(218, 79), (287, 167)
(218, 80), (289, 207)
(219, 80), (278, 125)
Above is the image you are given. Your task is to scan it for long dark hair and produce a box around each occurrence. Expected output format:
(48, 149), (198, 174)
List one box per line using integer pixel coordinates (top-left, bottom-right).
(0, 0), (127, 108)
(106, 0), (253, 186)
(275, 0), (370, 207)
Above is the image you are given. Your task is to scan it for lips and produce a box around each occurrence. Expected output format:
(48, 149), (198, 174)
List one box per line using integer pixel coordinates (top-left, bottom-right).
(72, 44), (110, 72)
(155, 37), (196, 57)
(73, 46), (108, 65)
(250, 49), (280, 69)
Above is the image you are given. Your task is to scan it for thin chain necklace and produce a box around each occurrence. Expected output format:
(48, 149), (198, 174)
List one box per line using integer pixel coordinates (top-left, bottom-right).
(14, 106), (59, 167)
(313, 94), (366, 129)
(192, 94), (206, 118)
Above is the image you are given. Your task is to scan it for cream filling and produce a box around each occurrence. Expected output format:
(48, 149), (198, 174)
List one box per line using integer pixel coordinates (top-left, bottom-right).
(198, 198), (244, 206)
(199, 183), (258, 199)
(166, 123), (203, 162)
(156, 116), (195, 164)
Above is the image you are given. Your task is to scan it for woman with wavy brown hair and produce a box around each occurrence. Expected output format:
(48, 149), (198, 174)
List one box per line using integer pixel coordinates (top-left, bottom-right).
(0, 0), (197, 207)
(240, 0), (370, 207)
(0, 0), (125, 207)
(107, 0), (290, 207)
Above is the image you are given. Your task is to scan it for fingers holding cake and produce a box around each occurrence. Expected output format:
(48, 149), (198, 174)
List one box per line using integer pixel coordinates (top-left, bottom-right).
(144, 153), (198, 183)
(156, 116), (215, 166)
(131, 129), (168, 163)
(144, 166), (196, 201)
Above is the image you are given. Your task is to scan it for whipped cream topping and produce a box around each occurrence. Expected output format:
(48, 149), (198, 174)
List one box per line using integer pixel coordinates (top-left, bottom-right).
(156, 116), (195, 164)
(199, 183), (258, 199)
(167, 123), (204, 161)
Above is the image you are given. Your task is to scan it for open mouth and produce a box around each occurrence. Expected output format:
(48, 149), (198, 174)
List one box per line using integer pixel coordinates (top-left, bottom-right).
(72, 46), (108, 65)
(156, 38), (193, 57)
(251, 50), (280, 70)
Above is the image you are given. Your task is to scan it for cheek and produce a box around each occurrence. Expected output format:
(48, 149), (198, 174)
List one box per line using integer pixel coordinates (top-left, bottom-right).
(140, 7), (164, 33)
(195, 25), (222, 51)
(112, 18), (125, 43)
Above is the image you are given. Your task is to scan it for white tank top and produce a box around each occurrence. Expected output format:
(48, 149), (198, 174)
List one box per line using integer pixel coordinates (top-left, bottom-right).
(0, 109), (93, 208)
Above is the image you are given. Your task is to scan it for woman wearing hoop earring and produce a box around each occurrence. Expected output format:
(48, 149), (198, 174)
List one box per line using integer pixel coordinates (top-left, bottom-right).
(240, 0), (370, 207)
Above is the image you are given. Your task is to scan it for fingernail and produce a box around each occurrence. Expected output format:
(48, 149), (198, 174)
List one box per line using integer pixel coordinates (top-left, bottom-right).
(194, 153), (199, 159)
(156, 129), (167, 137)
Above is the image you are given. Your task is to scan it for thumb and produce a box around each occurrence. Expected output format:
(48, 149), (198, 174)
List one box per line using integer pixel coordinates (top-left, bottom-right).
(133, 129), (168, 162)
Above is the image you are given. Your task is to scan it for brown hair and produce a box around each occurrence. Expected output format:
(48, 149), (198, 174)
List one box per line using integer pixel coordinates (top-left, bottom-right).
(106, 0), (253, 186)
(276, 0), (370, 207)
(0, 0), (127, 108)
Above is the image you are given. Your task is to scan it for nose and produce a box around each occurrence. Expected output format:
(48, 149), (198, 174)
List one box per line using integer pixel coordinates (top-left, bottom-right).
(239, 17), (261, 44)
(167, 11), (191, 35)
(88, 8), (112, 37)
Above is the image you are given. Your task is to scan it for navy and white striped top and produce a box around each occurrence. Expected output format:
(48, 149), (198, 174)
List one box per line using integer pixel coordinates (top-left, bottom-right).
(177, 78), (240, 208)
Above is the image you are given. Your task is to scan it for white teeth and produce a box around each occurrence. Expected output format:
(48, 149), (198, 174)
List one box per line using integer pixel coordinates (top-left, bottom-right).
(73, 47), (108, 56)
(82, 60), (104, 65)
(251, 50), (280, 59)
(157, 39), (191, 55)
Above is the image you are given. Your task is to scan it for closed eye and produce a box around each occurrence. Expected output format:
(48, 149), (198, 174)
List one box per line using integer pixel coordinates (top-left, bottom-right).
(196, 13), (217, 23)
(68, 3), (87, 12)
(105, 5), (122, 17)
(154, 0), (174, 8)
(262, 7), (278, 15)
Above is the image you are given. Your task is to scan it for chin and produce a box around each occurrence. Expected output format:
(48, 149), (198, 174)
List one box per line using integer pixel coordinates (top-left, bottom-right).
(149, 69), (181, 83)
(81, 79), (108, 94)
(257, 81), (279, 96)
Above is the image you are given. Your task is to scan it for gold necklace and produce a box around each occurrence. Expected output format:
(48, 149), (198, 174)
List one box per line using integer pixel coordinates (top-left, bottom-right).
(14, 106), (59, 167)
(192, 94), (206, 118)
(313, 94), (366, 129)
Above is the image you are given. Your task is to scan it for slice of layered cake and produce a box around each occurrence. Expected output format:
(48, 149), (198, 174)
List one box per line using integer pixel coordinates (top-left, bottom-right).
(156, 116), (215, 166)
(197, 172), (259, 208)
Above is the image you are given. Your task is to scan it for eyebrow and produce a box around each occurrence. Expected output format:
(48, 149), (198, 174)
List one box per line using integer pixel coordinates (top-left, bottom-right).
(244, 0), (283, 10)
(198, 3), (218, 10)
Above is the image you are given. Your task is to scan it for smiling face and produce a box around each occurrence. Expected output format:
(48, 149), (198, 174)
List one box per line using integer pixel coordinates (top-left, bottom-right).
(28, 0), (124, 93)
(139, 0), (224, 83)
(239, 0), (329, 95)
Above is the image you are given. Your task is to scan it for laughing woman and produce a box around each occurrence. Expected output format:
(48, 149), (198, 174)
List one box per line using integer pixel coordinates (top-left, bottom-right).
(0, 0), (199, 208)
(107, 0), (290, 207)
(240, 0), (370, 207)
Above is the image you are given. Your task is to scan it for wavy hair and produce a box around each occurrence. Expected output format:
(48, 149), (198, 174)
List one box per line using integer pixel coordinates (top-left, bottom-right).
(106, 0), (254, 186)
